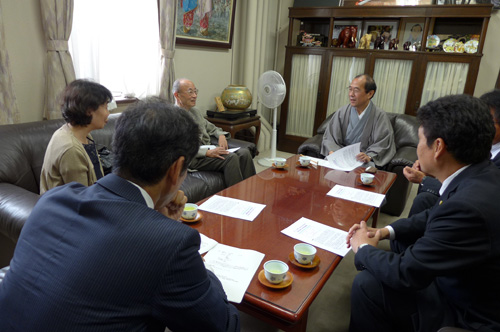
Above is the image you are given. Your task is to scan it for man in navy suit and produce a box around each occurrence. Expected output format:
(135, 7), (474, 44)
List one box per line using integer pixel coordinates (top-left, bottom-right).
(347, 94), (500, 332)
(0, 98), (240, 331)
(403, 89), (500, 216)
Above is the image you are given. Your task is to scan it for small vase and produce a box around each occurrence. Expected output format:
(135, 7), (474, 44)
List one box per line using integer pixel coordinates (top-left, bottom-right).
(221, 85), (252, 111)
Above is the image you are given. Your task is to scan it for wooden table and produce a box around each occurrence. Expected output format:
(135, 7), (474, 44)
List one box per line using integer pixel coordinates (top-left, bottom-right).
(205, 115), (261, 146)
(190, 155), (396, 332)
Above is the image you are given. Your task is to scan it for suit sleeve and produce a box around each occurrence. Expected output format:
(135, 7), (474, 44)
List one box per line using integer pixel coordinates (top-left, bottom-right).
(152, 229), (239, 332)
(355, 200), (491, 291)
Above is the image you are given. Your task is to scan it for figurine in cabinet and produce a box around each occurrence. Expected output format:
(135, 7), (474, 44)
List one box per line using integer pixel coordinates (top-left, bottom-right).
(389, 38), (399, 50)
(358, 34), (372, 49)
(374, 36), (384, 50)
(339, 26), (358, 48)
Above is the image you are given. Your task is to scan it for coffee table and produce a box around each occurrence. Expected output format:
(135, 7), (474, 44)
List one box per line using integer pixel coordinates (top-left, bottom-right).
(190, 155), (396, 332)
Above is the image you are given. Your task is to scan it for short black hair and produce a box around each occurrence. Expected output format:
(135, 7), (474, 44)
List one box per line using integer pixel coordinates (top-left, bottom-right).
(480, 89), (500, 123)
(61, 79), (113, 126)
(354, 74), (377, 98)
(112, 97), (200, 186)
(417, 94), (494, 165)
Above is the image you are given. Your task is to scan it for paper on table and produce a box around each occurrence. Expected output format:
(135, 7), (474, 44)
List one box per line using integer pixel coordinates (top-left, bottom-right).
(199, 233), (218, 255)
(204, 243), (265, 303)
(199, 195), (266, 221)
(319, 142), (363, 171)
(327, 185), (385, 208)
(281, 217), (350, 257)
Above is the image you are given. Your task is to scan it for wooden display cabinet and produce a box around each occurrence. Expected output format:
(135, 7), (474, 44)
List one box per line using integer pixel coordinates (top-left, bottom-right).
(278, 4), (493, 153)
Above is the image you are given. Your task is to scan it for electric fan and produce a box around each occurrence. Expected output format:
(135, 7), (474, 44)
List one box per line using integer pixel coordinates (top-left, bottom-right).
(257, 70), (287, 167)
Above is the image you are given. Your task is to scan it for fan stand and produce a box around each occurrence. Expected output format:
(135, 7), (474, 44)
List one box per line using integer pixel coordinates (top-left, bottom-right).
(257, 107), (278, 167)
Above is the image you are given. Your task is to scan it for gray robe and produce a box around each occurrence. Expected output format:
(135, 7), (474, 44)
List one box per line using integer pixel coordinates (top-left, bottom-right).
(321, 103), (396, 167)
(186, 107), (229, 158)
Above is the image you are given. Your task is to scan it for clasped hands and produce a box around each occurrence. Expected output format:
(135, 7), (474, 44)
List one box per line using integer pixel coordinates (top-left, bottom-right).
(346, 221), (390, 253)
(206, 135), (229, 160)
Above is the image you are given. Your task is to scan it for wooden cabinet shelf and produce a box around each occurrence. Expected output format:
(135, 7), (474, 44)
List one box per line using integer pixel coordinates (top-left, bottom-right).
(278, 4), (493, 153)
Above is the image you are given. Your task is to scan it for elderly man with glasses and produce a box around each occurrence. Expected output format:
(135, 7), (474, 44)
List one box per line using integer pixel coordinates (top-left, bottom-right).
(172, 78), (256, 188)
(321, 74), (395, 168)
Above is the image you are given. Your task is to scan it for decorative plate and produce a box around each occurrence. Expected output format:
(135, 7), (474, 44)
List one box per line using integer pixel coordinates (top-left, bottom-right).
(443, 38), (456, 53)
(454, 41), (465, 53)
(464, 40), (478, 54)
(426, 35), (440, 49)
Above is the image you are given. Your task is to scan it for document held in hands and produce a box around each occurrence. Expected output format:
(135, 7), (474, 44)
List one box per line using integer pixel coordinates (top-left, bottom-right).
(319, 142), (363, 171)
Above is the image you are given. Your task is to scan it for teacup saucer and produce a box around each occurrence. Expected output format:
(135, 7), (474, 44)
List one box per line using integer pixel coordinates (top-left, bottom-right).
(356, 180), (375, 187)
(180, 212), (203, 223)
(272, 163), (289, 169)
(288, 252), (320, 269)
(295, 161), (311, 169)
(258, 269), (293, 289)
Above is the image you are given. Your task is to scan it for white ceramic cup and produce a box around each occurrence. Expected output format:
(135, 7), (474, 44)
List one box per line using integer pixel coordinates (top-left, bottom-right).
(182, 203), (198, 220)
(360, 173), (375, 185)
(299, 156), (311, 167)
(294, 243), (317, 265)
(264, 260), (289, 284)
(274, 157), (287, 168)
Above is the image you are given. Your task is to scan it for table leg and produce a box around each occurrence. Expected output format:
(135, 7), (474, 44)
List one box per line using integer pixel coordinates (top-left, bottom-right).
(371, 208), (380, 228)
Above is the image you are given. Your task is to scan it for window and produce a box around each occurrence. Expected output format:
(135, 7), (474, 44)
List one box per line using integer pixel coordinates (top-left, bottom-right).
(69, 0), (161, 98)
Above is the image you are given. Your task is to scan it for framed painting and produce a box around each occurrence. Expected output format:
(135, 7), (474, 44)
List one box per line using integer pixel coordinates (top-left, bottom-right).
(361, 20), (399, 50)
(331, 20), (362, 48)
(399, 18), (425, 49)
(175, 0), (237, 49)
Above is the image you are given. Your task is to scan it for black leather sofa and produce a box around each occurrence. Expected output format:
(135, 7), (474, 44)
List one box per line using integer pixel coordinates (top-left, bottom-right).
(298, 112), (419, 217)
(0, 113), (256, 267)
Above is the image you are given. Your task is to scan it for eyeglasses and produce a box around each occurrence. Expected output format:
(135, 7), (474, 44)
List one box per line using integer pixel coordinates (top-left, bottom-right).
(183, 88), (199, 96)
(348, 87), (362, 94)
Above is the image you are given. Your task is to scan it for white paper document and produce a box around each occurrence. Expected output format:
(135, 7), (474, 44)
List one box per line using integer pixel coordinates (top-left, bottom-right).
(204, 243), (265, 303)
(199, 195), (266, 221)
(281, 217), (350, 257)
(327, 185), (385, 208)
(199, 233), (218, 255)
(200, 145), (239, 153)
(227, 147), (240, 153)
(319, 143), (363, 171)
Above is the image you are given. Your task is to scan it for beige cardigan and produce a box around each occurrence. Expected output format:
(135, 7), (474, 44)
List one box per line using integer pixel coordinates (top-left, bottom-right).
(40, 124), (104, 194)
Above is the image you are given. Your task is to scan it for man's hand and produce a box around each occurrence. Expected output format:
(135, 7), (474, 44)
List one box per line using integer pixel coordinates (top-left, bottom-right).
(346, 221), (389, 253)
(218, 135), (228, 150)
(403, 160), (426, 184)
(158, 190), (188, 221)
(356, 152), (372, 163)
(206, 146), (229, 159)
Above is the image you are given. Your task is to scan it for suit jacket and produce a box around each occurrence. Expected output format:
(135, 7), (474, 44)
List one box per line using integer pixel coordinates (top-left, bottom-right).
(0, 174), (239, 332)
(355, 161), (500, 331)
(320, 103), (396, 167)
(40, 124), (104, 194)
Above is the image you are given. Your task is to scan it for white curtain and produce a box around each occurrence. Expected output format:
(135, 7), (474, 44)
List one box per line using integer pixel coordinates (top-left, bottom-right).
(372, 58), (412, 114)
(326, 56), (365, 116)
(158, 0), (177, 103)
(69, 0), (161, 98)
(286, 54), (321, 137)
(420, 61), (469, 105)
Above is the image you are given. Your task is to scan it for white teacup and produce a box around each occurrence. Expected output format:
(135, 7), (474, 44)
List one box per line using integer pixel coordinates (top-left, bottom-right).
(264, 260), (289, 284)
(274, 157), (287, 168)
(299, 156), (311, 167)
(360, 173), (375, 185)
(294, 243), (317, 265)
(182, 203), (198, 220)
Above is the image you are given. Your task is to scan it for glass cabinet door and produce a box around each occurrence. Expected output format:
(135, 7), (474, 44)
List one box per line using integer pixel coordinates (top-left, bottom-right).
(420, 61), (469, 106)
(326, 56), (366, 117)
(286, 54), (322, 138)
(372, 58), (413, 114)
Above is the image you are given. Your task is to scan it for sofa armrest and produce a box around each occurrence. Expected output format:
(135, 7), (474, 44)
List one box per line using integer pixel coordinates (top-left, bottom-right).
(0, 183), (40, 242)
(297, 135), (324, 158)
(210, 137), (257, 158)
(385, 146), (417, 171)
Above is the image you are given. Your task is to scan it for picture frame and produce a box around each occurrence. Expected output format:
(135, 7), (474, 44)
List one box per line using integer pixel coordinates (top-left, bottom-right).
(175, 0), (237, 49)
(361, 20), (399, 50)
(399, 18), (425, 49)
(331, 20), (363, 48)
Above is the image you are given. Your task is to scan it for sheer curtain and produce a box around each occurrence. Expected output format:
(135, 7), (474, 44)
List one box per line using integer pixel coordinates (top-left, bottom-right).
(286, 54), (321, 138)
(420, 62), (469, 105)
(326, 56), (365, 116)
(69, 0), (161, 98)
(372, 58), (412, 114)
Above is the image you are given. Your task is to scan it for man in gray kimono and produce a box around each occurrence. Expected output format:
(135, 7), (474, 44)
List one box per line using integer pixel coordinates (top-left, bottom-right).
(172, 78), (255, 187)
(321, 74), (396, 167)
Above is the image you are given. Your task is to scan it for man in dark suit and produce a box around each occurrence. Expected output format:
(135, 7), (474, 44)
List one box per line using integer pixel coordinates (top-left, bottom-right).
(403, 89), (500, 216)
(0, 98), (240, 331)
(346, 94), (500, 332)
